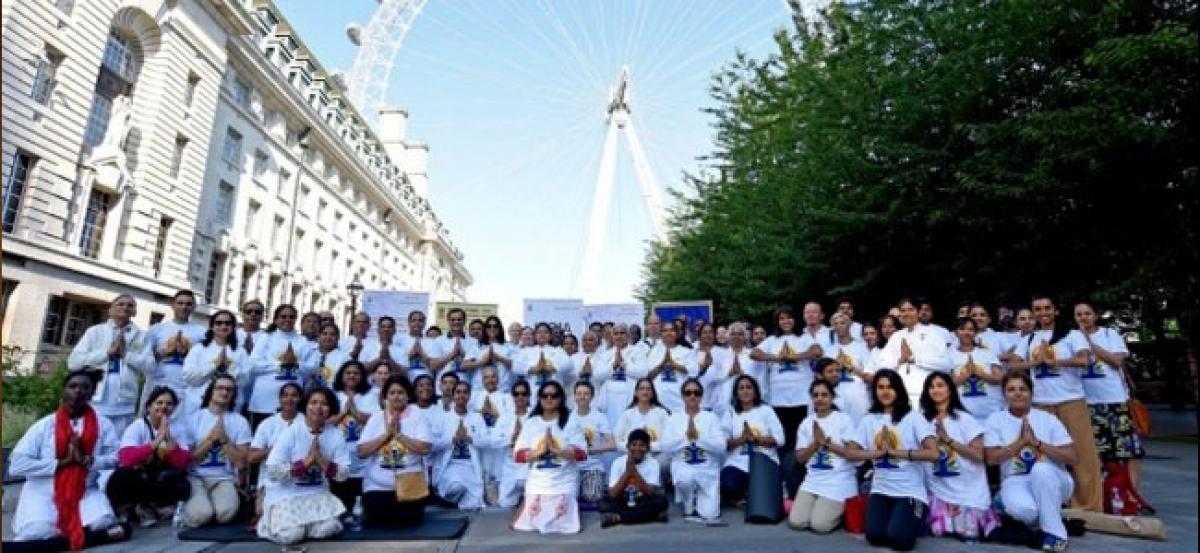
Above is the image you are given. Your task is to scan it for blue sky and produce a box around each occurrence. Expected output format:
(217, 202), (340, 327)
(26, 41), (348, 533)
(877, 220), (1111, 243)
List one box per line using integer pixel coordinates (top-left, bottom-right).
(279, 0), (794, 323)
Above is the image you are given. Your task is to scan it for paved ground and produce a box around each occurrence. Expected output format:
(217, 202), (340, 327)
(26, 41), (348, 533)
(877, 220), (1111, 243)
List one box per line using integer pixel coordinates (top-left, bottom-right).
(5, 408), (1196, 553)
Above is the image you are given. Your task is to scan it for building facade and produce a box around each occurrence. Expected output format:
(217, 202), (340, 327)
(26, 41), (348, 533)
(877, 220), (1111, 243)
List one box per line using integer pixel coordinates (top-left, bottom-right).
(2, 0), (471, 371)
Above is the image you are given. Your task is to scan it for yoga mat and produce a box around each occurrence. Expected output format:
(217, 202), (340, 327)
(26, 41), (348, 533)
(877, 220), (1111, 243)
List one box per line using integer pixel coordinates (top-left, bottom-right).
(178, 516), (469, 542)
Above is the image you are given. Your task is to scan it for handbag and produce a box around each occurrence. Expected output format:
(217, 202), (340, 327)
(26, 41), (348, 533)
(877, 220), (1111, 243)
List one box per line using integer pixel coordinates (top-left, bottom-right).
(394, 470), (429, 503)
(1128, 399), (1151, 438)
(844, 494), (868, 534)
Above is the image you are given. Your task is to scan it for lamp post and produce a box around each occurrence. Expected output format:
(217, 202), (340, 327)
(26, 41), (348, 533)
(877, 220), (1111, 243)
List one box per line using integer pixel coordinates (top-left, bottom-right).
(347, 274), (364, 328)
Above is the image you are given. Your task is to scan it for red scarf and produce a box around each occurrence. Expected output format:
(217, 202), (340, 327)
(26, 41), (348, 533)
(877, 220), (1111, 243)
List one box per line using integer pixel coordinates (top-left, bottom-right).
(54, 405), (99, 551)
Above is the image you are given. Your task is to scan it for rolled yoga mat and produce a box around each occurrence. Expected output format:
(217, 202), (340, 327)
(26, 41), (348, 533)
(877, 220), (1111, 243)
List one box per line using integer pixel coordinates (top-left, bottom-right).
(745, 451), (783, 524)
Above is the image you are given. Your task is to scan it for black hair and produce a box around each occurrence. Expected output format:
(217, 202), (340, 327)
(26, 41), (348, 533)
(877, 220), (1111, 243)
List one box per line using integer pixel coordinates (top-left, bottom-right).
(200, 373), (239, 409)
(318, 322), (341, 337)
(300, 386), (341, 418)
(332, 360), (371, 394)
(141, 385), (179, 413)
(574, 380), (595, 396)
(731, 374), (765, 413)
(426, 325), (443, 336)
(510, 379), (531, 397)
(277, 382), (303, 412)
(669, 319), (694, 348)
(379, 374), (415, 409)
(1002, 370), (1034, 394)
(681, 377), (704, 395)
(813, 357), (839, 375)
(835, 296), (854, 308)
(201, 309), (242, 350)
(412, 374), (436, 406)
(919, 372), (966, 421)
(953, 316), (977, 331)
(809, 379), (838, 408)
(63, 369), (102, 392)
(868, 368), (910, 424)
(627, 377), (667, 412)
(530, 381), (570, 428)
(876, 314), (902, 348)
(627, 428), (651, 446)
(1030, 293), (1071, 344)
(173, 289), (196, 301)
(480, 315), (506, 346)
(407, 310), (426, 322)
(772, 305), (796, 336)
(265, 304), (298, 333)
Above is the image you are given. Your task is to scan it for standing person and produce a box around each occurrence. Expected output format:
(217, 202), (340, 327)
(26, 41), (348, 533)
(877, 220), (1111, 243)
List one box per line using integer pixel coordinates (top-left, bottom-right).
(144, 290), (207, 409)
(876, 298), (952, 406)
(719, 375), (785, 507)
(439, 308), (480, 383)
(637, 322), (697, 414)
(661, 378), (726, 525)
(432, 381), (489, 511)
(469, 319), (485, 342)
(595, 324), (638, 430)
(7, 370), (130, 551)
(561, 334), (580, 357)
(257, 388), (350, 546)
(182, 310), (250, 415)
(751, 305), (822, 500)
(693, 324), (722, 411)
(67, 294), (155, 435)
(304, 323), (349, 391)
(917, 298), (954, 347)
(968, 303), (1011, 356)
(237, 299), (266, 412)
(512, 381), (588, 535)
(247, 383), (302, 527)
(569, 381), (616, 509)
(567, 331), (604, 408)
(515, 323), (573, 387)
(1008, 294), (1099, 512)
(642, 315), (663, 350)
(107, 386), (194, 528)
(864, 322), (884, 372)
(507, 322), (524, 347)
(834, 297), (865, 340)
(829, 314), (872, 418)
(946, 318), (1004, 422)
(750, 325), (768, 349)
(843, 369), (939, 552)
(497, 380), (533, 509)
(715, 326), (729, 348)
(357, 376), (433, 528)
(788, 380), (858, 534)
(470, 366), (512, 502)
(248, 305), (309, 429)
(464, 315), (515, 391)
(985, 372), (1078, 553)
(599, 429), (670, 527)
(361, 316), (406, 378)
(708, 322), (765, 418)
(340, 312), (371, 361)
(628, 324), (644, 348)
(399, 311), (447, 380)
(1072, 301), (1149, 502)
(331, 360), (378, 516)
(799, 301), (836, 362)
(298, 312), (321, 345)
(920, 373), (999, 542)
(183, 374), (252, 528)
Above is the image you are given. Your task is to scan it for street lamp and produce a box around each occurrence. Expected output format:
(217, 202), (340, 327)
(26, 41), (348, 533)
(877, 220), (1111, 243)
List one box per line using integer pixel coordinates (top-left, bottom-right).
(347, 274), (364, 323)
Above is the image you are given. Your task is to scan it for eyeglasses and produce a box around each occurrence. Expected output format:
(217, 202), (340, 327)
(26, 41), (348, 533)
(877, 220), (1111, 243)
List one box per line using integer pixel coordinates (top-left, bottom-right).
(682, 390), (703, 397)
(213, 320), (235, 327)
(539, 393), (561, 400)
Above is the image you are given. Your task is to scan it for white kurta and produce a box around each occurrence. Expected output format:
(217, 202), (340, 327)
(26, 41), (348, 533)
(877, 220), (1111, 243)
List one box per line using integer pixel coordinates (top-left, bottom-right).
(593, 346), (637, 430)
(829, 340), (872, 420)
(248, 330), (311, 414)
(636, 344), (699, 413)
(432, 410), (492, 509)
(181, 342), (250, 415)
(144, 320), (208, 408)
(67, 321), (155, 423)
(660, 410), (726, 519)
(258, 421), (350, 541)
(566, 351), (605, 410)
(303, 347), (350, 391)
(469, 342), (517, 391)
(10, 413), (119, 540)
(705, 347), (766, 417)
(514, 415), (586, 496)
(514, 345), (574, 388)
(876, 325), (953, 404)
(436, 335), (480, 384)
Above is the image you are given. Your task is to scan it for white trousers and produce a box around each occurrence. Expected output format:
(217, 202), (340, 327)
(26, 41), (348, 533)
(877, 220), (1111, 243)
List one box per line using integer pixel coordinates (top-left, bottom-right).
(1000, 463), (1073, 539)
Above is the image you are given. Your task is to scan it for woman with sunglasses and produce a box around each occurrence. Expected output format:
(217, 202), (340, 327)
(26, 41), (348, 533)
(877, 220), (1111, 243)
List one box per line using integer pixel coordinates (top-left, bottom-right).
(249, 304), (311, 429)
(247, 382), (302, 527)
(512, 381), (587, 534)
(464, 315), (515, 391)
(660, 378), (726, 525)
(719, 374), (785, 507)
(788, 380), (857, 534)
(497, 380), (533, 508)
(182, 309), (249, 415)
(257, 388), (350, 546)
(920, 372), (998, 542)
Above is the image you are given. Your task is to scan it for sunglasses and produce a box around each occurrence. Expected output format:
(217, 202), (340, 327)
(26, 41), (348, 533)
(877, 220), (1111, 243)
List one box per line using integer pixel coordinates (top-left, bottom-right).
(682, 390), (703, 397)
(539, 393), (561, 400)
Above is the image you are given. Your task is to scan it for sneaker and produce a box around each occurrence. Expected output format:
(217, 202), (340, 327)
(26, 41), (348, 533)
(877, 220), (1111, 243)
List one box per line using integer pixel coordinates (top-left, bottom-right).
(601, 513), (621, 528)
(136, 504), (158, 528)
(1042, 534), (1069, 552)
(704, 518), (728, 527)
(683, 514), (703, 524)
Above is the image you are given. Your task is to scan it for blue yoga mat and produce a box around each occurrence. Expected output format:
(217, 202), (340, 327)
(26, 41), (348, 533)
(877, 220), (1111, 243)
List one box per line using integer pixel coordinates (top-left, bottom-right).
(178, 516), (469, 542)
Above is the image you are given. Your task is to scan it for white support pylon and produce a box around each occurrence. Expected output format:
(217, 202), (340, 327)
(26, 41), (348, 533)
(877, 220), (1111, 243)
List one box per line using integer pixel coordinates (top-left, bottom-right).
(576, 67), (668, 301)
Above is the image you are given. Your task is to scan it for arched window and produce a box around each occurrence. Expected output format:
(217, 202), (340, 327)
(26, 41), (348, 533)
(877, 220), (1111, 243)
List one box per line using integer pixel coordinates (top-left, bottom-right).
(83, 31), (140, 148)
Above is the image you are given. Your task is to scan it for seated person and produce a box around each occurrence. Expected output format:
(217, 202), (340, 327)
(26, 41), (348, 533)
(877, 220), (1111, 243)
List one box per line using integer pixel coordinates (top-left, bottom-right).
(600, 429), (670, 527)
(432, 381), (489, 510)
(107, 386), (193, 528)
(6, 370), (131, 552)
(183, 374), (251, 528)
(257, 388), (350, 545)
(357, 375), (434, 528)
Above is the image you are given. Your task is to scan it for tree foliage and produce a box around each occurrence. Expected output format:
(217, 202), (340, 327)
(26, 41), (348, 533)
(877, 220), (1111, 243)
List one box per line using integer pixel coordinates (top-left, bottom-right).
(640, 0), (1197, 334)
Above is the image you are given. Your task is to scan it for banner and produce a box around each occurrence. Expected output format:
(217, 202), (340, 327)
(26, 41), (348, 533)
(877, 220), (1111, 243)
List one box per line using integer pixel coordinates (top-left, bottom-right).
(362, 290), (430, 337)
(584, 303), (645, 329)
(523, 298), (586, 336)
(434, 301), (499, 330)
(652, 300), (714, 335)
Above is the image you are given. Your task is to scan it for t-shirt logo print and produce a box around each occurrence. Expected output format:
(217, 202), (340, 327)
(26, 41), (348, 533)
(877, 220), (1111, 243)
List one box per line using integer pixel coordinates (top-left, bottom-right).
(163, 331), (191, 365)
(534, 435), (562, 469)
(1012, 444), (1040, 475)
(932, 442), (960, 477)
(201, 438), (226, 467)
(777, 341), (798, 372)
(381, 438), (408, 469)
(276, 343), (300, 381)
(810, 446), (834, 470)
(873, 426), (900, 469)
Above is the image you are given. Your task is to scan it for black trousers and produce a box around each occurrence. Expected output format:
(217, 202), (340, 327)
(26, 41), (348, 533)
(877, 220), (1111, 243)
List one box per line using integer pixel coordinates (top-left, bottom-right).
(864, 493), (923, 551)
(598, 493), (669, 525)
(719, 466), (749, 504)
(330, 477), (363, 513)
(105, 466), (191, 509)
(362, 490), (425, 528)
(2, 523), (131, 553)
(774, 405), (807, 499)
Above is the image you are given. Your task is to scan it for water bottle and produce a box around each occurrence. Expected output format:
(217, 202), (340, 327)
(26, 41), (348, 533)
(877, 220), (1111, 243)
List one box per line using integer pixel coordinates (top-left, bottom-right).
(1109, 486), (1124, 514)
(350, 496), (364, 532)
(171, 500), (186, 543)
(625, 485), (638, 508)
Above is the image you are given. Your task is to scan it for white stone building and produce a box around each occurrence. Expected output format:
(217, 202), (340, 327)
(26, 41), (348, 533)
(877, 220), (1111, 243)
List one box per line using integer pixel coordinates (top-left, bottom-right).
(1, 0), (471, 371)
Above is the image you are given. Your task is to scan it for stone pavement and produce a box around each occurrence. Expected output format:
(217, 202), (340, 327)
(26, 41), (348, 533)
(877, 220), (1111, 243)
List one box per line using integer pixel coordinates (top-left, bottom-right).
(5, 408), (1196, 553)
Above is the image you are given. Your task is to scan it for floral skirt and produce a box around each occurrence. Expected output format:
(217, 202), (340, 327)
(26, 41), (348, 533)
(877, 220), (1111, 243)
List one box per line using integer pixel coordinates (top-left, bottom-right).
(1089, 403), (1145, 461)
(512, 494), (580, 534)
(257, 492), (345, 544)
(927, 496), (999, 539)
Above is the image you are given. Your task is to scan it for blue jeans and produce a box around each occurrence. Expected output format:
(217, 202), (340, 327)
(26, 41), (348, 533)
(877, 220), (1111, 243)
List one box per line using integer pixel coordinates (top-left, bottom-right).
(865, 493), (923, 551)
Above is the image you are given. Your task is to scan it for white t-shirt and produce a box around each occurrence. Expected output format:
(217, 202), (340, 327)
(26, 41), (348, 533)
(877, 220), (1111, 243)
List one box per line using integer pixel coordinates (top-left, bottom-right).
(945, 348), (1004, 420)
(830, 341), (871, 419)
(796, 410), (858, 501)
(854, 411), (933, 503)
(568, 410), (612, 471)
(360, 407), (433, 493)
(514, 415), (586, 495)
(1025, 330), (1088, 404)
(265, 422), (350, 500)
(984, 408), (1073, 482)
(607, 454), (661, 489)
(761, 334), (814, 407)
(250, 413), (298, 486)
(614, 406), (671, 452)
(721, 404), (786, 472)
(1074, 327), (1130, 405)
(187, 408), (251, 480)
(924, 412), (990, 509)
(119, 416), (194, 451)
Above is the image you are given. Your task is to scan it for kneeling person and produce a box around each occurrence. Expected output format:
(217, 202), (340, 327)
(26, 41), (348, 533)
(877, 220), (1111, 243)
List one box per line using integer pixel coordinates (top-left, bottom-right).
(600, 429), (669, 527)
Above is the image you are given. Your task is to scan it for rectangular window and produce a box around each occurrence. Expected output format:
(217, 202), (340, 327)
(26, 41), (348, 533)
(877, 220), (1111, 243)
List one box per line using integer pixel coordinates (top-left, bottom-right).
(82, 94), (113, 147)
(272, 215), (285, 251)
(253, 149), (269, 178)
(31, 52), (61, 105)
(170, 135), (188, 178)
(204, 252), (225, 305)
(277, 169), (291, 199)
(214, 180), (235, 226)
(78, 189), (111, 258)
(101, 32), (136, 82)
(316, 199), (327, 225)
(267, 275), (281, 311)
(299, 185), (311, 212)
(230, 78), (251, 107)
(222, 127), (242, 166)
(239, 264), (255, 307)
(293, 229), (305, 260)
(65, 302), (104, 346)
(152, 216), (172, 277)
(3, 151), (36, 233)
(334, 211), (344, 238)
(245, 200), (261, 237)
(40, 296), (68, 345)
(313, 240), (323, 267)
(185, 72), (200, 108)
(2, 279), (17, 322)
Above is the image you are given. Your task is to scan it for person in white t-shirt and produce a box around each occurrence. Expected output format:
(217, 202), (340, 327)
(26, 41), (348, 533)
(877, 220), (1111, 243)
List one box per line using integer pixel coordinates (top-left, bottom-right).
(1073, 301), (1149, 504)
(599, 428), (669, 527)
(719, 375), (785, 507)
(947, 318), (1005, 422)
(183, 374), (252, 528)
(918, 372), (999, 541)
(570, 381), (616, 508)
(842, 368), (939, 552)
(788, 380), (859, 534)
(356, 375), (433, 528)
(985, 371), (1078, 553)
(247, 382), (301, 525)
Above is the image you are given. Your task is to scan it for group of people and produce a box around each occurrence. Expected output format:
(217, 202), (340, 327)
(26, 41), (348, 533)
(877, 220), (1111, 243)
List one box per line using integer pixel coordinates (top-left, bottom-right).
(6, 290), (1150, 553)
